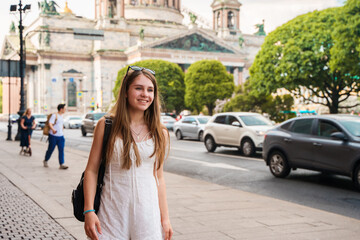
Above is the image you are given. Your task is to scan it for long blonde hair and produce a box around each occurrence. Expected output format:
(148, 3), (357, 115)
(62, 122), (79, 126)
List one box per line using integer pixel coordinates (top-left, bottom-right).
(106, 69), (168, 170)
(23, 108), (31, 116)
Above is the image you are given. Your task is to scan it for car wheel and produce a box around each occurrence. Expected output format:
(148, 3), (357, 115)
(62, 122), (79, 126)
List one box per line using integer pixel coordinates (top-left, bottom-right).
(81, 126), (87, 137)
(241, 139), (255, 157)
(269, 150), (291, 178)
(175, 130), (183, 140)
(205, 136), (217, 152)
(353, 164), (360, 191)
(198, 131), (204, 142)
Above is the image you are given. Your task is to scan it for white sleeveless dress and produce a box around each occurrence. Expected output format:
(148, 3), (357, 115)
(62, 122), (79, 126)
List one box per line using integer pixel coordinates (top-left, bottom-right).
(97, 137), (163, 240)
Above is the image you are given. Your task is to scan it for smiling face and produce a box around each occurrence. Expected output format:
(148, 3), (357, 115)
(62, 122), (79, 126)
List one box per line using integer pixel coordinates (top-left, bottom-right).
(126, 74), (155, 112)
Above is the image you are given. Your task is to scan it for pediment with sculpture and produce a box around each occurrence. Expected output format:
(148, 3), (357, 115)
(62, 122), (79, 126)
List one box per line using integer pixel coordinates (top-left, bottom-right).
(153, 33), (234, 53)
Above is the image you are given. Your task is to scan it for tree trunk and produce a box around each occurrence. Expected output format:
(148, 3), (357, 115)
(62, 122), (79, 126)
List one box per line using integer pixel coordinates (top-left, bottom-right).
(207, 105), (214, 116)
(329, 93), (339, 114)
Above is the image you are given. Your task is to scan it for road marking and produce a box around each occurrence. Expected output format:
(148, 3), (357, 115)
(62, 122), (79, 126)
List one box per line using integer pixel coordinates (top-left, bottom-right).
(212, 153), (264, 162)
(169, 156), (249, 171)
(171, 147), (263, 162)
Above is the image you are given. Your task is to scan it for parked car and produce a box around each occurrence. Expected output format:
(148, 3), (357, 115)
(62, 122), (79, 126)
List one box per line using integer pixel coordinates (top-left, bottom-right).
(204, 112), (274, 156)
(63, 116), (82, 129)
(262, 115), (360, 190)
(161, 115), (176, 131)
(9, 114), (20, 124)
(33, 114), (48, 129)
(81, 112), (106, 136)
(174, 115), (210, 141)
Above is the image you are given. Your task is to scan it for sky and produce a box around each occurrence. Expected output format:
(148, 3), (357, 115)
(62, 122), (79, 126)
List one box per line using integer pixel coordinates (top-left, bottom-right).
(0, 0), (345, 50)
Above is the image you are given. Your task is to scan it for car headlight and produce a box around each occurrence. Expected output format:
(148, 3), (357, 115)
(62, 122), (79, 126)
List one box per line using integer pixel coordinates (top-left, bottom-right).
(255, 130), (266, 136)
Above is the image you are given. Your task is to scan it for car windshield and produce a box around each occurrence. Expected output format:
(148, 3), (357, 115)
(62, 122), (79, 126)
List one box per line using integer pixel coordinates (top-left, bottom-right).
(338, 118), (360, 137)
(33, 114), (46, 119)
(239, 115), (272, 126)
(70, 117), (81, 120)
(197, 117), (210, 124)
(93, 113), (106, 120)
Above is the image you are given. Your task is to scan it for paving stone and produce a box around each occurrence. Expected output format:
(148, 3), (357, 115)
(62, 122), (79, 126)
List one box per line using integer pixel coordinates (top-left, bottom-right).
(0, 174), (75, 239)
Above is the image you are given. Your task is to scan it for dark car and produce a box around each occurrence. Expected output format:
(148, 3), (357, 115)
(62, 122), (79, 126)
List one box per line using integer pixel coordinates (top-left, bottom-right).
(81, 112), (106, 136)
(263, 115), (360, 190)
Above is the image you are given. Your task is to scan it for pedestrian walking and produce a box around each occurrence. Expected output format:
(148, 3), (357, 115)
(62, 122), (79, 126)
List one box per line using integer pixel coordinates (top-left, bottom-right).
(43, 104), (68, 169)
(20, 108), (36, 156)
(83, 66), (173, 240)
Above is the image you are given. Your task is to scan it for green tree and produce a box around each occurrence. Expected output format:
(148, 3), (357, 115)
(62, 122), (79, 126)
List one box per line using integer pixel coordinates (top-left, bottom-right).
(224, 84), (294, 123)
(249, 6), (360, 113)
(113, 59), (185, 113)
(185, 60), (234, 115)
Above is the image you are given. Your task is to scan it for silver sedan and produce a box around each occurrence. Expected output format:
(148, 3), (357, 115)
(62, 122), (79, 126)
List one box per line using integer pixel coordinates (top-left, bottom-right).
(174, 115), (210, 141)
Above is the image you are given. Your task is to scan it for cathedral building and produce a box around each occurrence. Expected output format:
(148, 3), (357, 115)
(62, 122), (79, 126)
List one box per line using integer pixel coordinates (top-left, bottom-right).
(1, 0), (265, 114)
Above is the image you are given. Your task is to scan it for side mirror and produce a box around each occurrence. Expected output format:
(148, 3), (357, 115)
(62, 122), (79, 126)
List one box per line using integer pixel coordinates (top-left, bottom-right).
(231, 121), (241, 127)
(330, 132), (347, 141)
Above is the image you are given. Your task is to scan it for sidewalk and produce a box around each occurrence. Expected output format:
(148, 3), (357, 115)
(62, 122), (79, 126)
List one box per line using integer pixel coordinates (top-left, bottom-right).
(0, 132), (359, 240)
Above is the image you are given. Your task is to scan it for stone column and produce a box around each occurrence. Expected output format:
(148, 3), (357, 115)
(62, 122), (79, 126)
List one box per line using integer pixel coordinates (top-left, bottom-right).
(178, 0), (181, 10)
(213, 11), (215, 30)
(169, 0), (173, 7)
(160, 0), (165, 7)
(236, 10), (240, 30)
(225, 9), (228, 28)
(117, 0), (124, 18)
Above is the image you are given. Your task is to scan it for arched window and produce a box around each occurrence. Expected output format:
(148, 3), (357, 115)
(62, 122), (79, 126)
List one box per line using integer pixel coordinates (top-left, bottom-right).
(228, 11), (235, 29)
(216, 12), (221, 28)
(164, 0), (168, 6)
(67, 82), (77, 107)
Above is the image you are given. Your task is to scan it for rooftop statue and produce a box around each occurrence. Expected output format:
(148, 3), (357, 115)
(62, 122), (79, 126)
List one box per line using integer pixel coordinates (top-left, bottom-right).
(38, 0), (59, 15)
(189, 12), (197, 24)
(9, 21), (16, 33)
(254, 19), (266, 36)
(139, 27), (145, 41)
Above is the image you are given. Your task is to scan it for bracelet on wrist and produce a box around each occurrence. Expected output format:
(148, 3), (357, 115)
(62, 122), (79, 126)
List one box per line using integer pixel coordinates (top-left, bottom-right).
(83, 209), (95, 215)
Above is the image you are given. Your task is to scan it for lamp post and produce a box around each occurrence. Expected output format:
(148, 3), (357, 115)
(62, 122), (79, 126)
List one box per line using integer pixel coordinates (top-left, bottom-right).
(10, 0), (31, 140)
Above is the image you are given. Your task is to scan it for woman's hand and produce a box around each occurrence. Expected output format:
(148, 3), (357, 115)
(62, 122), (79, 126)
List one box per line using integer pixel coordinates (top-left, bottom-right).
(162, 219), (173, 240)
(84, 212), (102, 240)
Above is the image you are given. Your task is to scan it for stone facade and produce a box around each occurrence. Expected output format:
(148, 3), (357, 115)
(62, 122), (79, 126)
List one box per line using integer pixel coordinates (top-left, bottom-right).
(1, 0), (264, 114)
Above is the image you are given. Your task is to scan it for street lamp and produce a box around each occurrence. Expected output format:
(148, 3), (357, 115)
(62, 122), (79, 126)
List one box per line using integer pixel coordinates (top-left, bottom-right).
(10, 0), (31, 140)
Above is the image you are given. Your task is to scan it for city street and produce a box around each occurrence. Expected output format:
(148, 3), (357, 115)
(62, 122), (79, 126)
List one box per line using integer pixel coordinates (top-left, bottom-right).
(1, 121), (360, 221)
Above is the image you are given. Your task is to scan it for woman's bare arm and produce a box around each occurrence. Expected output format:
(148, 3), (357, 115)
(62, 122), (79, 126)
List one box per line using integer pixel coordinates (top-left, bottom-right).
(83, 117), (105, 240)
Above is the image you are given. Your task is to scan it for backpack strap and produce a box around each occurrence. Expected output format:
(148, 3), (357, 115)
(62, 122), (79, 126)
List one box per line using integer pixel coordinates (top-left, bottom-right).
(97, 116), (112, 183)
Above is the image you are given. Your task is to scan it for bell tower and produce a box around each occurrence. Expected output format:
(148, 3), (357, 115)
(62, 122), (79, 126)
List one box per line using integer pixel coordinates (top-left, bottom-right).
(211, 0), (241, 39)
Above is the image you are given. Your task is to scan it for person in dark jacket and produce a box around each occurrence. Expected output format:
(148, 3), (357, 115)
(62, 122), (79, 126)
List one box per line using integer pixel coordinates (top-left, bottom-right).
(20, 108), (36, 156)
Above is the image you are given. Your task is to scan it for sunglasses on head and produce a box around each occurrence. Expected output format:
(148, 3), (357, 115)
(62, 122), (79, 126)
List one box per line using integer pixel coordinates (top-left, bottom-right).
(124, 65), (156, 79)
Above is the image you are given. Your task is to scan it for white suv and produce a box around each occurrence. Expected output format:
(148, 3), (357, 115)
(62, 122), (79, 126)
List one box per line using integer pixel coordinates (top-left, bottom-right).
(203, 112), (274, 156)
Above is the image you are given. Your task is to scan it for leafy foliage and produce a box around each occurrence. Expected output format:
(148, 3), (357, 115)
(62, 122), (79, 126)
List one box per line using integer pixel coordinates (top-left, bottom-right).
(113, 59), (185, 113)
(249, 5), (360, 113)
(184, 60), (234, 115)
(224, 84), (294, 122)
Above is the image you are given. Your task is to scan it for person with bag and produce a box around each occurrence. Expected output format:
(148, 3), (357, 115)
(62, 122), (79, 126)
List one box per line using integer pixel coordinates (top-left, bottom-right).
(83, 66), (173, 240)
(19, 108), (36, 156)
(43, 103), (68, 169)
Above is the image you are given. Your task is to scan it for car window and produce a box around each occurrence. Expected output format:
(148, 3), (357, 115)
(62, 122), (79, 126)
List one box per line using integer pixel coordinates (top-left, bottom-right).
(239, 115), (272, 126)
(280, 121), (293, 131)
(317, 120), (342, 138)
(290, 119), (314, 135)
(93, 113), (106, 120)
(70, 117), (81, 120)
(197, 117), (210, 124)
(214, 115), (226, 124)
(183, 117), (196, 123)
(227, 115), (240, 125)
(338, 118), (360, 137)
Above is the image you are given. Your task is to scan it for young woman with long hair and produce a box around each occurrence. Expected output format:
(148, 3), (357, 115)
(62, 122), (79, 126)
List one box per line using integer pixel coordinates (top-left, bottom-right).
(20, 108), (36, 156)
(83, 66), (173, 240)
